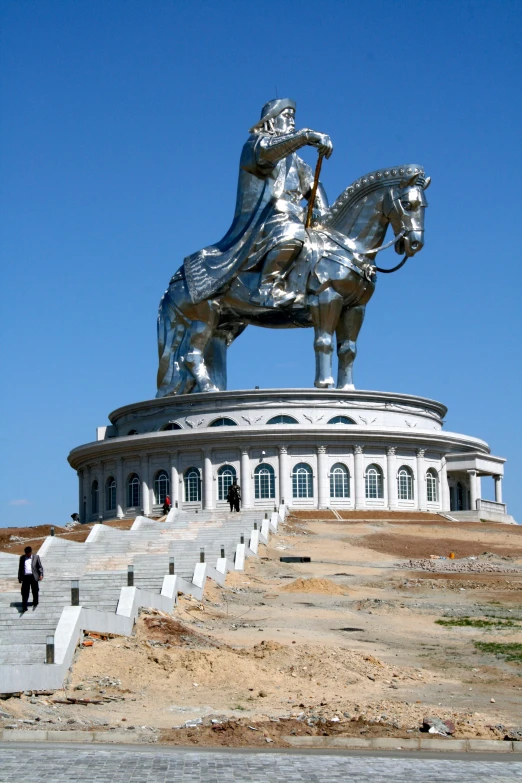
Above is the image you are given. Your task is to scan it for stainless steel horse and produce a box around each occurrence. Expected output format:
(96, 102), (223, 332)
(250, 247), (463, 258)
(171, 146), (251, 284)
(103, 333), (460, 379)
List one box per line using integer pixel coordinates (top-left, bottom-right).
(156, 165), (430, 396)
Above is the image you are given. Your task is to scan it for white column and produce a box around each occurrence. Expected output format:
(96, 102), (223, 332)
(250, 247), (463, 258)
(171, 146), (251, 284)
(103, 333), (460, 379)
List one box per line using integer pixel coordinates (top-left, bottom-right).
(317, 446), (328, 509)
(116, 458), (124, 519)
(241, 448), (252, 508)
(416, 449), (426, 511)
(386, 447), (397, 509)
(141, 456), (151, 516)
(203, 450), (214, 509)
(346, 451), (355, 505)
(170, 453), (179, 507)
(278, 446), (289, 505)
(440, 457), (450, 511)
(494, 475), (503, 503)
(468, 470), (478, 511)
(354, 446), (364, 509)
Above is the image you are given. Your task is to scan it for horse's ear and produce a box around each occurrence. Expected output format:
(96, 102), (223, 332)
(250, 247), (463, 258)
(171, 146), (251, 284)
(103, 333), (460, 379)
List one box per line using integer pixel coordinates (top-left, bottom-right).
(400, 171), (420, 188)
(423, 176), (431, 190)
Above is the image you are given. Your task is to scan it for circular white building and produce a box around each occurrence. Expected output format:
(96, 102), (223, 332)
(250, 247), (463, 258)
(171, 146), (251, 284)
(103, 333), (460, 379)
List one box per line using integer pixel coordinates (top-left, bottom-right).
(68, 388), (512, 524)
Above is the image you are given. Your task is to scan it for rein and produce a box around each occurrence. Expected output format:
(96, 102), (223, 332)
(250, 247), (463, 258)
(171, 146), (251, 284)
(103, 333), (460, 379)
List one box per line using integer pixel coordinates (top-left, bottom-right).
(364, 228), (406, 255)
(322, 226), (409, 277)
(357, 227), (409, 275)
(373, 254), (408, 274)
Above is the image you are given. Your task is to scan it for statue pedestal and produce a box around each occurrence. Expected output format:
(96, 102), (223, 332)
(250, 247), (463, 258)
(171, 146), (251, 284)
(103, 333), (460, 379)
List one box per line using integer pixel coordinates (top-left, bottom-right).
(69, 388), (512, 523)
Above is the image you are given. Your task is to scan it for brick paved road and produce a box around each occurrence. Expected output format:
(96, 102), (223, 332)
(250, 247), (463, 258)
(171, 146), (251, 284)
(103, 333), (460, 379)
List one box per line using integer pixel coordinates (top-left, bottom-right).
(0, 745), (521, 782)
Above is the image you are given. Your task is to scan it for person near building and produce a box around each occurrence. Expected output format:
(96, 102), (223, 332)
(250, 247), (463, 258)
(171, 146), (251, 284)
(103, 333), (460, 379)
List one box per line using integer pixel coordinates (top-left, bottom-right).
(227, 478), (241, 512)
(162, 495), (172, 516)
(18, 546), (44, 613)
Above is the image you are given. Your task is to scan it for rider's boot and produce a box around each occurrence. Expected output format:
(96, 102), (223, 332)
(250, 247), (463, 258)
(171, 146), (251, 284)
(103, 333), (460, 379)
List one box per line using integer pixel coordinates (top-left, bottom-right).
(250, 241), (302, 307)
(251, 279), (296, 308)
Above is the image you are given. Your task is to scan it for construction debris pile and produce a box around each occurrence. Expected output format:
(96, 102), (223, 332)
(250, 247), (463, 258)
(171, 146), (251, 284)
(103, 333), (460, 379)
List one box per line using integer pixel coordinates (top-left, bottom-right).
(405, 555), (521, 574)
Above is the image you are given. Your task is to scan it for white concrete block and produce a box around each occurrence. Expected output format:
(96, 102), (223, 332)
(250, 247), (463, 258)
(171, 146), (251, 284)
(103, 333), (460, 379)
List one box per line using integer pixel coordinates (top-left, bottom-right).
(260, 519), (270, 543)
(249, 530), (259, 554)
(192, 562), (208, 589)
(38, 537), (54, 557)
(116, 586), (137, 618)
(235, 543), (245, 570)
(54, 607), (82, 664)
(161, 575), (178, 602)
(85, 525), (102, 543)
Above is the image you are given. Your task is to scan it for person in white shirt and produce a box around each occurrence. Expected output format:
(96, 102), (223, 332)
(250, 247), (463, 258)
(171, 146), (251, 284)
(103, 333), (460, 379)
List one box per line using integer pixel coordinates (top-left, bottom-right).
(18, 546), (44, 612)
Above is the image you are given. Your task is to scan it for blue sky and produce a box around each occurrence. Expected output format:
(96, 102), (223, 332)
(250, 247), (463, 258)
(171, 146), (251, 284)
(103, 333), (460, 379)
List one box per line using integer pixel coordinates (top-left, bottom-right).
(1, 0), (521, 527)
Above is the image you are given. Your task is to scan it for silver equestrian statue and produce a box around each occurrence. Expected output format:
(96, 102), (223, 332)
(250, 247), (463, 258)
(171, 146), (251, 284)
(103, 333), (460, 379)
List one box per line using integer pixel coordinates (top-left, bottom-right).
(156, 98), (430, 397)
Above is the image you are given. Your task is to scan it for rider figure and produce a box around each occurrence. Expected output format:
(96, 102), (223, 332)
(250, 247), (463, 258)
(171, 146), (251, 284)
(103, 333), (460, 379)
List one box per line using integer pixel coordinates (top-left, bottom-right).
(246, 100), (333, 306)
(183, 99), (333, 308)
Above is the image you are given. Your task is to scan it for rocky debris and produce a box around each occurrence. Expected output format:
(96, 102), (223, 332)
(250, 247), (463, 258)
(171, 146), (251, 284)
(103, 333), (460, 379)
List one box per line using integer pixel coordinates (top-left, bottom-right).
(501, 726), (522, 741)
(422, 716), (455, 735)
(405, 557), (521, 574)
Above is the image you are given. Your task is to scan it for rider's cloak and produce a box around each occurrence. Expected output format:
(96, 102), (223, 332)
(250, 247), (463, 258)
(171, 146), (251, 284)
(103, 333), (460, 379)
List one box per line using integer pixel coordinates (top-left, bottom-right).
(183, 134), (317, 303)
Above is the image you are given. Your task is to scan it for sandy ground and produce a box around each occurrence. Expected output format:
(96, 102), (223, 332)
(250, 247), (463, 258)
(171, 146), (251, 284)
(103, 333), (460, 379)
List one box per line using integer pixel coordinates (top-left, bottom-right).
(1, 512), (521, 747)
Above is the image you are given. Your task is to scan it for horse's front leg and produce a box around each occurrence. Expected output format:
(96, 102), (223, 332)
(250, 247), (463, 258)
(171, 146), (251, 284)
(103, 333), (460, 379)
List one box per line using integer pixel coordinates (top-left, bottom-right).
(309, 289), (344, 389)
(336, 304), (365, 389)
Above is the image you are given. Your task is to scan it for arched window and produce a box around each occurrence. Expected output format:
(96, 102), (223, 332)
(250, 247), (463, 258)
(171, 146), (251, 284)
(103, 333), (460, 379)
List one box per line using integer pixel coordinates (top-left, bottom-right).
(292, 463), (313, 498)
(127, 429), (138, 436)
(365, 464), (383, 499)
(254, 463), (275, 499)
(330, 463), (350, 498)
(218, 464), (236, 501)
(209, 417), (237, 427)
(267, 415), (298, 424)
(426, 469), (438, 503)
(127, 473), (140, 508)
(457, 481), (465, 510)
(328, 415), (356, 425)
(91, 480), (99, 515)
(154, 470), (170, 504)
(105, 477), (116, 511)
(161, 422), (182, 431)
(397, 465), (414, 500)
(184, 467), (201, 502)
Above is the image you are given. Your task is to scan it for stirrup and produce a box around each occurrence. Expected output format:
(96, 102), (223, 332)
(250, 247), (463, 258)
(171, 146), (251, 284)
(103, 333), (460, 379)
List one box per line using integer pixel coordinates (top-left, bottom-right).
(272, 289), (296, 306)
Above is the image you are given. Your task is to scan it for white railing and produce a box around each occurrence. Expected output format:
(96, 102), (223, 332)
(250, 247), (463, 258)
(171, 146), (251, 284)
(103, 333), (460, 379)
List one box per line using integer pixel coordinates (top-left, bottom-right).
(477, 498), (507, 514)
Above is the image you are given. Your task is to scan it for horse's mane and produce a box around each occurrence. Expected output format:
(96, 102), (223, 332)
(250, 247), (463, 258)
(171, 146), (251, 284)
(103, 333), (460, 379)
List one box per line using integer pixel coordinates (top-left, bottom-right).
(323, 164), (426, 230)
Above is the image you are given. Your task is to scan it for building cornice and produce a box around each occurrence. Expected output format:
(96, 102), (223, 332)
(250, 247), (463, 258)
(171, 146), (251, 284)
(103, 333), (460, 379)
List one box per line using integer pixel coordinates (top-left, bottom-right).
(67, 425), (488, 470)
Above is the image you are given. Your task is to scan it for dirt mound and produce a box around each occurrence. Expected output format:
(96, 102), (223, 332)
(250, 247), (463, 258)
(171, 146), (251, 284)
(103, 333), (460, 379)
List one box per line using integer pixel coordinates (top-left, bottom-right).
(281, 577), (346, 595)
(141, 614), (219, 648)
(353, 532), (522, 560)
(337, 511), (444, 521)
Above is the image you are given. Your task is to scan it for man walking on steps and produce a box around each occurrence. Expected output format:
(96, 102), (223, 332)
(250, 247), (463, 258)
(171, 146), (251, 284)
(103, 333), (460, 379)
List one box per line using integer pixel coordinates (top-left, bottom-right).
(227, 478), (241, 512)
(18, 546), (44, 613)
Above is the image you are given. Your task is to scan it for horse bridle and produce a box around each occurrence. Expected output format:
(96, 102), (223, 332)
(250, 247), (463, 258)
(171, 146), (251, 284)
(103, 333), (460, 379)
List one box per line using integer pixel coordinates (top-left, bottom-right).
(363, 228), (408, 274)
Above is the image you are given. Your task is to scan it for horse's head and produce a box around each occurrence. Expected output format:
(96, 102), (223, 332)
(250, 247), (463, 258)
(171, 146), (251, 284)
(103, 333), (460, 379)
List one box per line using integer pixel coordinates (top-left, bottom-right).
(384, 172), (431, 257)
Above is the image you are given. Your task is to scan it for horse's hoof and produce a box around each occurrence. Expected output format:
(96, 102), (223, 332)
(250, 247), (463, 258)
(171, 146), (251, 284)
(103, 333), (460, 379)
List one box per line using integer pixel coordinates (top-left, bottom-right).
(199, 384), (219, 393)
(338, 383), (355, 390)
(314, 378), (334, 389)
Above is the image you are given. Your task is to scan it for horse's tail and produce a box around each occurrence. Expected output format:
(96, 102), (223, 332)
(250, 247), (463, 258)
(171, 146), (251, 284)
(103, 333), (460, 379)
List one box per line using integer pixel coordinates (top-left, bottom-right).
(156, 282), (191, 397)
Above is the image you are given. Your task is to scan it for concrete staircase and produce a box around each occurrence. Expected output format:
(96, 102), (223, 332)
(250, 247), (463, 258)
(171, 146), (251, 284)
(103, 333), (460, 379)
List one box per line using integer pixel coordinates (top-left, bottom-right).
(0, 507), (282, 693)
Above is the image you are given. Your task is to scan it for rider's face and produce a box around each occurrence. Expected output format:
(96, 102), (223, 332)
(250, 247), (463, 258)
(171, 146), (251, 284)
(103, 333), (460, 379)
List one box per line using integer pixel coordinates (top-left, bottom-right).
(273, 108), (295, 134)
